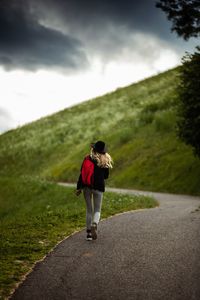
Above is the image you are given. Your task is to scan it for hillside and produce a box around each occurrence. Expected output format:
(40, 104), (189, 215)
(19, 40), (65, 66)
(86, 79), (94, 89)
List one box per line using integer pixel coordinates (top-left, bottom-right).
(0, 67), (200, 195)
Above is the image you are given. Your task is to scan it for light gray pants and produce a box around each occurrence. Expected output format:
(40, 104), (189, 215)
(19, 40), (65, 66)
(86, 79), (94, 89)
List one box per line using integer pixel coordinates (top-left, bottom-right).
(83, 187), (103, 230)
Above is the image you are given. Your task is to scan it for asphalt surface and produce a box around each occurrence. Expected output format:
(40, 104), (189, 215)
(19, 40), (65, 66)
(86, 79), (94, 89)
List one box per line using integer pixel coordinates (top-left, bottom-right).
(11, 186), (200, 300)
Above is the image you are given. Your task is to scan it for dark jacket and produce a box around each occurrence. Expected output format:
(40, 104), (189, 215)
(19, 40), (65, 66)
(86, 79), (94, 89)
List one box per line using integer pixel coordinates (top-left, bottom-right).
(77, 156), (109, 192)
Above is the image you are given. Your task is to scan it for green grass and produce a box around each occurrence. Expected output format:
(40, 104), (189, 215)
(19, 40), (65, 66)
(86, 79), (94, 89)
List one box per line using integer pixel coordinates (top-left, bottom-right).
(0, 175), (157, 299)
(0, 67), (200, 195)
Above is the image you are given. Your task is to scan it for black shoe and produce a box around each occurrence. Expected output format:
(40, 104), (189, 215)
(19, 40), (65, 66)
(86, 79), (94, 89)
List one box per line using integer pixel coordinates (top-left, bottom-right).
(86, 229), (92, 241)
(91, 223), (97, 240)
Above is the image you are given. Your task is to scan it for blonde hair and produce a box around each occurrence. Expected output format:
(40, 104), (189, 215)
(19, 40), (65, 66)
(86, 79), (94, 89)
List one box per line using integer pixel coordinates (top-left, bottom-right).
(90, 149), (113, 168)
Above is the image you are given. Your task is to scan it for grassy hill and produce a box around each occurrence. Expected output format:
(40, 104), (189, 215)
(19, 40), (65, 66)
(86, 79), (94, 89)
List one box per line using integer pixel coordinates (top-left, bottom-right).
(1, 67), (200, 195)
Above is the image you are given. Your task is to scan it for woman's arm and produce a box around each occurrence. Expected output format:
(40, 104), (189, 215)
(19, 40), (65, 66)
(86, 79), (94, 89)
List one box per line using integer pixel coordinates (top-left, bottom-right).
(104, 168), (109, 179)
(76, 159), (84, 190)
(77, 173), (83, 190)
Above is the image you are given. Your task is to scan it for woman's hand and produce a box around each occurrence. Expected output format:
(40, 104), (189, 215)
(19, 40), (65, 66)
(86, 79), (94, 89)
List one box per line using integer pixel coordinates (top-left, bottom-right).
(75, 189), (82, 196)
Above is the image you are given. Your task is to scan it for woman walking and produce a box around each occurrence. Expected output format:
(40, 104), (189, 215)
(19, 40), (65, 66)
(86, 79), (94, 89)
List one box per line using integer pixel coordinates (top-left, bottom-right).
(76, 141), (113, 241)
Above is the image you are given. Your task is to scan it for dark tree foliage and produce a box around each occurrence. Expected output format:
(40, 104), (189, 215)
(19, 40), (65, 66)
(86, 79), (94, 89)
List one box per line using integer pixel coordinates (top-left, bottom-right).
(156, 0), (200, 40)
(177, 47), (200, 157)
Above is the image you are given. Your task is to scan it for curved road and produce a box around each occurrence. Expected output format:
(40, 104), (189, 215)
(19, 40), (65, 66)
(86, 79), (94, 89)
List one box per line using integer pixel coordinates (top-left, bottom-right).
(11, 186), (200, 300)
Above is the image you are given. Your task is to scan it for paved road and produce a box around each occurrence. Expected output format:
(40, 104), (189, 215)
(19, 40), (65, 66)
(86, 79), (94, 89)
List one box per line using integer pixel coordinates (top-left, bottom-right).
(11, 186), (200, 300)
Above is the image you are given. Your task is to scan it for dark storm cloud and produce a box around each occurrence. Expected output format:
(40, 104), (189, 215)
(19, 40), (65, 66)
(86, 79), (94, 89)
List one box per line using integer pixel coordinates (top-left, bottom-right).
(0, 0), (88, 72)
(37, 0), (173, 40)
(0, 0), (189, 72)
(33, 0), (187, 64)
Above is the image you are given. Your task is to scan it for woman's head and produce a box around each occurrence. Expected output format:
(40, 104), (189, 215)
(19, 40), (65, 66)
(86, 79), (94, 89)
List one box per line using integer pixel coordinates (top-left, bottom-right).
(90, 141), (113, 168)
(91, 141), (107, 154)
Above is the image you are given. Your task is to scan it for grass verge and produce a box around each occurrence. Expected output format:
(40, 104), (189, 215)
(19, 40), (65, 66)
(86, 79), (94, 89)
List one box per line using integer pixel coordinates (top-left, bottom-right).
(0, 175), (158, 299)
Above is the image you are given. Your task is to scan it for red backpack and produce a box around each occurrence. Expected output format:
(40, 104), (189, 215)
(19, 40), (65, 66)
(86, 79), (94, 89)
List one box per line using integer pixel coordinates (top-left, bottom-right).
(81, 156), (94, 187)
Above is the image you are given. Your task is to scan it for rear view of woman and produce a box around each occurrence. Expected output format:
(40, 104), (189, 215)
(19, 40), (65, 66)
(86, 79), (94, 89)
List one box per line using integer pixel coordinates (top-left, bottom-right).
(76, 141), (113, 241)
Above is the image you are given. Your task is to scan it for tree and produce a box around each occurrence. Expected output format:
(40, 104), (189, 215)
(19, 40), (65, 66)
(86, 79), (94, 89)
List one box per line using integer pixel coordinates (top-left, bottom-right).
(156, 0), (200, 40)
(177, 47), (200, 157)
(156, 1), (200, 157)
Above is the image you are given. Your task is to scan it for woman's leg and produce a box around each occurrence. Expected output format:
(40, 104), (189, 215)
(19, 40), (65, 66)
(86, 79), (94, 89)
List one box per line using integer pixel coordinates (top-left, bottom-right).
(92, 189), (103, 225)
(83, 187), (93, 230)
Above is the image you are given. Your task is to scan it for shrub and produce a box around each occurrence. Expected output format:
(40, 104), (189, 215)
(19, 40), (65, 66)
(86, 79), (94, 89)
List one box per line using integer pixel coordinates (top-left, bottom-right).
(177, 47), (200, 157)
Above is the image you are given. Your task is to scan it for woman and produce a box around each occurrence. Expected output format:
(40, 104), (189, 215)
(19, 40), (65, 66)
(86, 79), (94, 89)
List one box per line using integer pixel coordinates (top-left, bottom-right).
(76, 141), (113, 241)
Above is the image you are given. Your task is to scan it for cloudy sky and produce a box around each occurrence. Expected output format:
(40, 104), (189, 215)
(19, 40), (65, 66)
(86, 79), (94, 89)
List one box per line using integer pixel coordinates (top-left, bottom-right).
(0, 0), (197, 134)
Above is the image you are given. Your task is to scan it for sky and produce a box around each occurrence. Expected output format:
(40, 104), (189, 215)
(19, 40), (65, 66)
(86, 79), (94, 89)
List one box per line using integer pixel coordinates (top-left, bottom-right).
(0, 0), (197, 134)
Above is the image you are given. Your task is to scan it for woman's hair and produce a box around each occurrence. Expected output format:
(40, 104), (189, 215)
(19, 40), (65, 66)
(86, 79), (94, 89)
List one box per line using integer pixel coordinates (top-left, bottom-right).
(90, 148), (113, 168)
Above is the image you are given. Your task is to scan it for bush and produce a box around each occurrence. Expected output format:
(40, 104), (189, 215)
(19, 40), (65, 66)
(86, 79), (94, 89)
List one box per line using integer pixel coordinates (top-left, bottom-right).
(177, 47), (200, 157)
